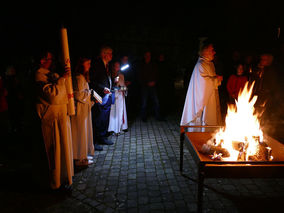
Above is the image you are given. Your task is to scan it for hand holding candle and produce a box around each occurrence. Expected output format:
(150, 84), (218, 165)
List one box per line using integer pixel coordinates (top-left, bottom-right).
(63, 66), (71, 78)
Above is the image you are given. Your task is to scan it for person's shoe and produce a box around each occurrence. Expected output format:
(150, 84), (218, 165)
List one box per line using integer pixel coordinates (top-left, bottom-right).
(87, 159), (93, 165)
(106, 131), (113, 137)
(99, 138), (114, 145)
(75, 159), (93, 166)
(87, 155), (93, 160)
(94, 144), (103, 151)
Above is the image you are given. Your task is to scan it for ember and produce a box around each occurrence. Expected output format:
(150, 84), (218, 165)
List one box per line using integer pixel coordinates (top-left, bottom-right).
(201, 82), (273, 161)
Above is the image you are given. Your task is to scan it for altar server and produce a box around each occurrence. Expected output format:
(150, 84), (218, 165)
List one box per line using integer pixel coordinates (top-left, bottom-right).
(71, 57), (94, 166)
(35, 51), (74, 189)
(108, 61), (128, 135)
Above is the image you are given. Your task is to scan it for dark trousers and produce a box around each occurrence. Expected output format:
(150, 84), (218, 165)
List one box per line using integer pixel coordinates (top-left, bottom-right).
(140, 86), (160, 119)
(92, 95), (112, 145)
(125, 84), (139, 119)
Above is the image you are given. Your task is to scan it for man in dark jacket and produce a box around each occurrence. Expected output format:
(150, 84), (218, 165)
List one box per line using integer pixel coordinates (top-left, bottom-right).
(138, 51), (162, 122)
(89, 46), (114, 151)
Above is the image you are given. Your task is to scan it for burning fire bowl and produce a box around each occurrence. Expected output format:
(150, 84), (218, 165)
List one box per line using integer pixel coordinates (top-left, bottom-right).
(201, 135), (273, 161)
(179, 126), (284, 212)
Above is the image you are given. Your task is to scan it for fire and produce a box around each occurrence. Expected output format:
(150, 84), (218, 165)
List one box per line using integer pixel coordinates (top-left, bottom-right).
(210, 81), (272, 161)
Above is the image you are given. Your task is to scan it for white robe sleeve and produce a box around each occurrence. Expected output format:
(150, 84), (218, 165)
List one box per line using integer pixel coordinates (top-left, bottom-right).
(197, 61), (217, 108)
(73, 75), (91, 104)
(35, 68), (68, 105)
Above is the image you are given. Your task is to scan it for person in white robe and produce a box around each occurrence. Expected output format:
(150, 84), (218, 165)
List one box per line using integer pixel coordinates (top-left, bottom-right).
(180, 39), (223, 127)
(35, 51), (74, 190)
(71, 57), (94, 166)
(108, 61), (128, 135)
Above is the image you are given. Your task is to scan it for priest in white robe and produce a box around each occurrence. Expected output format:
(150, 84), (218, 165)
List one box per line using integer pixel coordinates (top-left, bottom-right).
(180, 39), (223, 127)
(71, 58), (94, 166)
(35, 51), (74, 189)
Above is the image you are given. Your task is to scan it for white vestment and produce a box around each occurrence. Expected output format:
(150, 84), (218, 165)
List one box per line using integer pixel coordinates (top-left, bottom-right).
(108, 73), (128, 134)
(35, 68), (74, 189)
(180, 57), (221, 126)
(71, 74), (94, 160)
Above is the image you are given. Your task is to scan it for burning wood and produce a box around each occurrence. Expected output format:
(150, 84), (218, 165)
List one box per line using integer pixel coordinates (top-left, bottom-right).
(201, 141), (230, 158)
(210, 152), (223, 160)
(247, 142), (273, 161)
(203, 82), (274, 161)
(202, 137), (273, 161)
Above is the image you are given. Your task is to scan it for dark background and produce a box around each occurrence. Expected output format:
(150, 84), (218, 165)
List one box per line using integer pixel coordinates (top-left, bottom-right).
(0, 2), (283, 126)
(0, 4), (284, 212)
(1, 2), (283, 127)
(0, 2), (282, 70)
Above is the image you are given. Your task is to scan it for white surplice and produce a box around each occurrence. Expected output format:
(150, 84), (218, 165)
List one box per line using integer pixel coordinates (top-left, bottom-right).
(180, 57), (222, 126)
(35, 68), (74, 189)
(71, 74), (94, 160)
(108, 73), (128, 134)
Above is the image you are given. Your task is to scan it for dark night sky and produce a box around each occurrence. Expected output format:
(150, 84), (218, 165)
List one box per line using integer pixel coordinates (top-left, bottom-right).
(0, 2), (282, 69)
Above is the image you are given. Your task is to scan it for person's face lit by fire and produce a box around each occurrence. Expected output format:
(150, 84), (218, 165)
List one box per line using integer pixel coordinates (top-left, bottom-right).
(82, 60), (91, 73)
(202, 44), (216, 61)
(101, 48), (113, 64)
(236, 64), (244, 76)
(144, 51), (151, 64)
(112, 62), (120, 78)
(207, 44), (216, 61)
(40, 52), (53, 69)
(113, 62), (120, 77)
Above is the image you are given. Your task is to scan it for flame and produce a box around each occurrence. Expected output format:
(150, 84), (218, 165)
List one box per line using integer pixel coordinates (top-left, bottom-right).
(214, 82), (264, 161)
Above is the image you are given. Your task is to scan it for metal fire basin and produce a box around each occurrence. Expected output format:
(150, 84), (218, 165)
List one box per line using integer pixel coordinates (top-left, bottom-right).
(179, 125), (284, 213)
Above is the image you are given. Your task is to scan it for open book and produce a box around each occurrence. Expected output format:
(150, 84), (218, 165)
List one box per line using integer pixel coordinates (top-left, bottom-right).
(91, 89), (102, 104)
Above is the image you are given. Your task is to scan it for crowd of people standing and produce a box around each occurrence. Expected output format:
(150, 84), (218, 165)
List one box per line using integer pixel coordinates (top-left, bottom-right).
(0, 45), (177, 190)
(1, 39), (284, 191)
(181, 37), (284, 129)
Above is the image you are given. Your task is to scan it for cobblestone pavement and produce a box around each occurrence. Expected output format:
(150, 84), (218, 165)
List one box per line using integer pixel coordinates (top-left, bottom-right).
(1, 113), (284, 213)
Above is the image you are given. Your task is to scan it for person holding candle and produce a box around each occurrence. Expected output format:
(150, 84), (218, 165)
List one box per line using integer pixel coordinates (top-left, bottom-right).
(35, 50), (74, 190)
(70, 57), (94, 166)
(89, 46), (114, 151)
(108, 61), (128, 135)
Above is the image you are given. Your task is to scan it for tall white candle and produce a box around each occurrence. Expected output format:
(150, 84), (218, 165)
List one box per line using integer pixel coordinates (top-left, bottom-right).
(60, 27), (75, 115)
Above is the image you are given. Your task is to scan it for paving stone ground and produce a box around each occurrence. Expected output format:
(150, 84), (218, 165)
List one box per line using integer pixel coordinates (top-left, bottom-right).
(1, 112), (284, 213)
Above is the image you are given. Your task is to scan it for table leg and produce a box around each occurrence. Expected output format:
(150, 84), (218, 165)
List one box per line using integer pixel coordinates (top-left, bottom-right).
(180, 132), (184, 172)
(198, 165), (205, 213)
